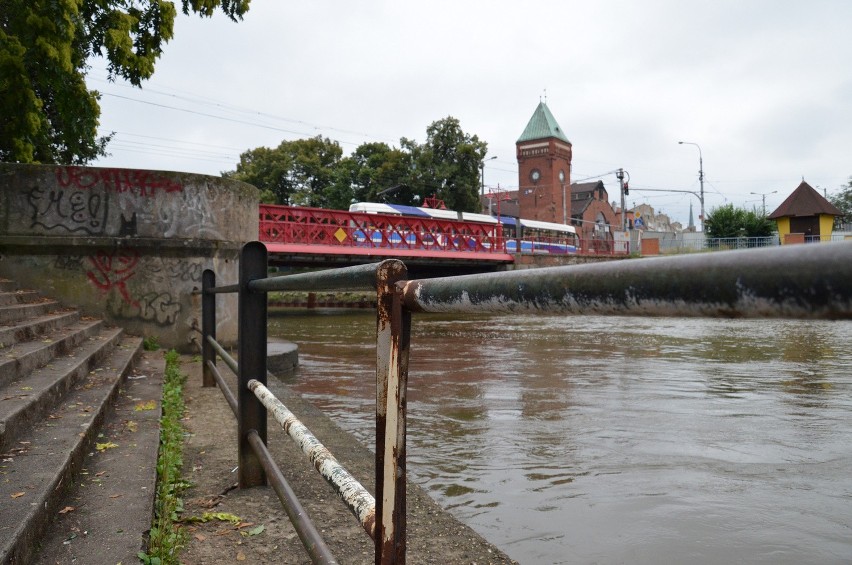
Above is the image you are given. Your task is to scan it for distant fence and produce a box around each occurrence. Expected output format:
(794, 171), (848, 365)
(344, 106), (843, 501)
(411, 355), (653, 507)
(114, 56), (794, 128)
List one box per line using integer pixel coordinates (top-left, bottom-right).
(199, 240), (852, 564)
(658, 234), (852, 254)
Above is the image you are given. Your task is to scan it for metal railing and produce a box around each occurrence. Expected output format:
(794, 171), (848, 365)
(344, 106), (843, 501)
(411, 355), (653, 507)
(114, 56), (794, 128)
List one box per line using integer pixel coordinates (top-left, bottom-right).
(201, 240), (852, 564)
(202, 245), (409, 564)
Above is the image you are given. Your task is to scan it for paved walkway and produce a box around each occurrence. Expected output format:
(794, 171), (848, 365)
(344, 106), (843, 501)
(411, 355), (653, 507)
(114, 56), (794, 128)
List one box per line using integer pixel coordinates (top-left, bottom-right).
(179, 357), (516, 564)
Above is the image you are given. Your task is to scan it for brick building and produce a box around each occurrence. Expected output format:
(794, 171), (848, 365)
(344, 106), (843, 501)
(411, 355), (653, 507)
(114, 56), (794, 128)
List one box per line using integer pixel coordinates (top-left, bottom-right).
(482, 102), (619, 243)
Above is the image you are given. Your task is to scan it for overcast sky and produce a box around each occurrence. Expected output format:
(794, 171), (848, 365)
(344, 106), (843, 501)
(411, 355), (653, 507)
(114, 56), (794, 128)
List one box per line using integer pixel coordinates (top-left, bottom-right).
(86, 0), (852, 225)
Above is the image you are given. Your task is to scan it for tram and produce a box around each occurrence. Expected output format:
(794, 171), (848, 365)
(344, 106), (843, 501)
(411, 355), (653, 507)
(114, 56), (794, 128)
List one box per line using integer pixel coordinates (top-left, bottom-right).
(348, 202), (579, 254)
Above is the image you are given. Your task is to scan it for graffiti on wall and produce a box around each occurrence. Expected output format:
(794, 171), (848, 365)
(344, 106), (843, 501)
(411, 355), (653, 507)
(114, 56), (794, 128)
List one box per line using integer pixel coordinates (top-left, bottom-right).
(25, 168), (184, 235)
(80, 248), (204, 326)
(86, 249), (140, 306)
(28, 186), (109, 234)
(112, 291), (183, 326)
(55, 166), (183, 196)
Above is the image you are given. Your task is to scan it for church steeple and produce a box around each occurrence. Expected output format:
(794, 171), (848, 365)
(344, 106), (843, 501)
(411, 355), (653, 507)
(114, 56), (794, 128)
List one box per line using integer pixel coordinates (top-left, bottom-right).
(516, 102), (573, 222)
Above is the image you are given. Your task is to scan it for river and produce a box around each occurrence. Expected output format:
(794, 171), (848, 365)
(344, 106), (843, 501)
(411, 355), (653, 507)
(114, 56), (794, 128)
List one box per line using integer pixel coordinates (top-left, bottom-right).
(269, 310), (852, 564)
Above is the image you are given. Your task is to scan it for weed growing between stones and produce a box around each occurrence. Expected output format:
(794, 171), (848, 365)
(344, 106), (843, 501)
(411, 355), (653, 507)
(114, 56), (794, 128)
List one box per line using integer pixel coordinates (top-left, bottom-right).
(139, 350), (189, 565)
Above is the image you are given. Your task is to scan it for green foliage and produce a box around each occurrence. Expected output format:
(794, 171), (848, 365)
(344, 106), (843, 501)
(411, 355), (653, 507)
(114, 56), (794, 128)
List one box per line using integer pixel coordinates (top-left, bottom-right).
(326, 142), (414, 209)
(140, 349), (189, 565)
(143, 335), (160, 351)
(828, 177), (852, 222)
(224, 136), (343, 207)
(704, 203), (774, 239)
(402, 116), (488, 212)
(226, 117), (489, 213)
(0, 0), (249, 164)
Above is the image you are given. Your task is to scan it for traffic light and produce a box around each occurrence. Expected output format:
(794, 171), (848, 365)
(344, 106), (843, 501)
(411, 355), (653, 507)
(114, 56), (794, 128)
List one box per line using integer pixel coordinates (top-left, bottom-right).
(623, 181), (629, 196)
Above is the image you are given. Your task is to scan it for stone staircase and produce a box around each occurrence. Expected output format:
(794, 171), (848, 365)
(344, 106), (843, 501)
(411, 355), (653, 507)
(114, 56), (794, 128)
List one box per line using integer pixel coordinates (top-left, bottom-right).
(0, 279), (163, 564)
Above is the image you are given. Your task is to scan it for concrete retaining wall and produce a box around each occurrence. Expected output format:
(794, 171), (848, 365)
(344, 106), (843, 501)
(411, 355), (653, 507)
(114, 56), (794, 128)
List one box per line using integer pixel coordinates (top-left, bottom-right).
(0, 163), (259, 349)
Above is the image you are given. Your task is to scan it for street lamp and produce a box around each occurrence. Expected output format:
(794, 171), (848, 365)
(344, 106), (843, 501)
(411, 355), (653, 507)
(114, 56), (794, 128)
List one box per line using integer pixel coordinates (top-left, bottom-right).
(750, 190), (777, 216)
(480, 156), (497, 197)
(678, 141), (705, 231)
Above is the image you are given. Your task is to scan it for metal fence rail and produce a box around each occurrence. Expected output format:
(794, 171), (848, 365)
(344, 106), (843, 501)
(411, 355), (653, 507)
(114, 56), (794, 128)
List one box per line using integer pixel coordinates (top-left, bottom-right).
(201, 244), (410, 564)
(398, 242), (852, 319)
(201, 239), (852, 565)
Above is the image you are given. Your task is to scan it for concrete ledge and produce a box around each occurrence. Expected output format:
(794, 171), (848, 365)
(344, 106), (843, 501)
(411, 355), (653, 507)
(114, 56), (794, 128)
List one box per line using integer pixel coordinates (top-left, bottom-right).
(267, 338), (299, 374)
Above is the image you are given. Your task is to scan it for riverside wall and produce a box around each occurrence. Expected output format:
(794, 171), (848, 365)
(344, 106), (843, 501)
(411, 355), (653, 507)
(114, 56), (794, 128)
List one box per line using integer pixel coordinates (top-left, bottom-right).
(0, 163), (259, 349)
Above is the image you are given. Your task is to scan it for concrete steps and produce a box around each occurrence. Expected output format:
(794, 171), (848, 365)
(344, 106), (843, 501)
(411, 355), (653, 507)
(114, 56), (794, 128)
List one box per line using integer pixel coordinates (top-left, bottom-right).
(0, 280), (162, 564)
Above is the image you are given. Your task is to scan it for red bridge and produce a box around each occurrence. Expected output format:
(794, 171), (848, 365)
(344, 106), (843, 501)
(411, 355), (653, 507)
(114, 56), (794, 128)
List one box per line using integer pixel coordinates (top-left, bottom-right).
(259, 204), (623, 273)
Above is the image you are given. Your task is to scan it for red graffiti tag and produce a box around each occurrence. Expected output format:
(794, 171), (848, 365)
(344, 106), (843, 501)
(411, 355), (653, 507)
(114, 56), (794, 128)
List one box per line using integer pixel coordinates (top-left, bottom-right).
(56, 166), (183, 196)
(86, 249), (141, 306)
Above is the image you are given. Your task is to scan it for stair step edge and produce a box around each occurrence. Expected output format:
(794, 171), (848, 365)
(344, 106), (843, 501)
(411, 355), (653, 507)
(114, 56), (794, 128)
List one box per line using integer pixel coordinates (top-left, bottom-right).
(0, 318), (104, 389)
(0, 326), (125, 453)
(0, 335), (143, 564)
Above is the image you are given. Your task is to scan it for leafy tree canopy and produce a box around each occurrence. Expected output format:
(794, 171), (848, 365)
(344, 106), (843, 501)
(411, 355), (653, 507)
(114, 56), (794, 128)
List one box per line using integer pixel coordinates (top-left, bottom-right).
(0, 0), (250, 164)
(704, 203), (774, 239)
(402, 116), (488, 212)
(224, 136), (343, 207)
(828, 177), (852, 221)
(229, 117), (489, 213)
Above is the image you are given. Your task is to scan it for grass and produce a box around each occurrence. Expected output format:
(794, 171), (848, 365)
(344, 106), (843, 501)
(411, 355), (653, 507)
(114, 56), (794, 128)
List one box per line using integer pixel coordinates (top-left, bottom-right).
(138, 350), (189, 565)
(143, 335), (160, 351)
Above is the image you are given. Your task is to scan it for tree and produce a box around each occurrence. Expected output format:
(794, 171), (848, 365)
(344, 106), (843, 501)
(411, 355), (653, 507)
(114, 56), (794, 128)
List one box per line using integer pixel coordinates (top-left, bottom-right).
(227, 117), (489, 211)
(1, 0), (249, 164)
(224, 136), (343, 207)
(828, 177), (852, 226)
(402, 116), (488, 212)
(704, 204), (774, 239)
(325, 142), (414, 210)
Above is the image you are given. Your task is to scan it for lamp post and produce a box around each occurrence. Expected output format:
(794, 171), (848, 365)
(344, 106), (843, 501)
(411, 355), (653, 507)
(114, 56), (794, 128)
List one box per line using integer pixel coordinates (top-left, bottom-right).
(480, 156), (497, 197)
(750, 190), (777, 215)
(678, 141), (704, 231)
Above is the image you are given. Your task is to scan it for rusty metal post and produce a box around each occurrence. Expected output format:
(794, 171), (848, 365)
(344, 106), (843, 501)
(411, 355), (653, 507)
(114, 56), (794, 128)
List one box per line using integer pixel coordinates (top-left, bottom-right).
(238, 241), (268, 488)
(201, 269), (216, 387)
(374, 260), (410, 565)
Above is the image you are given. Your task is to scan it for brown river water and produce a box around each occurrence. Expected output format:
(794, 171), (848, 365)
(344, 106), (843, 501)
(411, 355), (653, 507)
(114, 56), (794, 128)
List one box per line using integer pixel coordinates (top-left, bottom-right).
(269, 310), (852, 564)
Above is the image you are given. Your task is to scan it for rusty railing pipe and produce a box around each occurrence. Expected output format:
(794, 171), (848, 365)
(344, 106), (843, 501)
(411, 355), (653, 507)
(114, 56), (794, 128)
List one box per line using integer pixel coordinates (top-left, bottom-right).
(201, 269), (217, 387)
(374, 260), (411, 565)
(399, 242), (852, 319)
(248, 380), (377, 539)
(238, 241), (268, 488)
(249, 260), (398, 293)
(246, 430), (339, 565)
(205, 360), (237, 416)
(206, 334), (238, 374)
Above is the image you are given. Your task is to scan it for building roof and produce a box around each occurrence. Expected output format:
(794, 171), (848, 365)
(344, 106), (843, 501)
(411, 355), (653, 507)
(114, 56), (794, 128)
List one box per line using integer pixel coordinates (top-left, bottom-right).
(517, 102), (570, 144)
(570, 181), (604, 216)
(768, 180), (843, 219)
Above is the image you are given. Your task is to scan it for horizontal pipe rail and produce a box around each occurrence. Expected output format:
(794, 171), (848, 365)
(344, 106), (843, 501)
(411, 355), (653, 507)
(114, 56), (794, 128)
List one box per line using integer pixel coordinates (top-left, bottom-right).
(207, 335), (239, 374)
(399, 241), (852, 319)
(249, 260), (405, 293)
(247, 430), (339, 565)
(248, 379), (377, 539)
(204, 283), (240, 294)
(206, 360), (237, 416)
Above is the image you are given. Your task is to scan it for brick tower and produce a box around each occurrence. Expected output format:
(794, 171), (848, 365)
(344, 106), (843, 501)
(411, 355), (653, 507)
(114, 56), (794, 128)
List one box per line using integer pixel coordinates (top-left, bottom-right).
(516, 102), (573, 222)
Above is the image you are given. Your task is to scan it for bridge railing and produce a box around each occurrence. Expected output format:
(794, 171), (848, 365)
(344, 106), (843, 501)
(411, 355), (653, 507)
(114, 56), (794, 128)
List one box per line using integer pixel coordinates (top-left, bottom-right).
(260, 204), (505, 254)
(201, 240), (852, 564)
(259, 204), (631, 257)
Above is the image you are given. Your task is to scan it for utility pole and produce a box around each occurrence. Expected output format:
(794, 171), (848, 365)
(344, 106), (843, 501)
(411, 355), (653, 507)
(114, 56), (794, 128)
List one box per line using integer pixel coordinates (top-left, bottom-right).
(617, 168), (627, 231)
(678, 142), (704, 231)
(750, 190), (777, 215)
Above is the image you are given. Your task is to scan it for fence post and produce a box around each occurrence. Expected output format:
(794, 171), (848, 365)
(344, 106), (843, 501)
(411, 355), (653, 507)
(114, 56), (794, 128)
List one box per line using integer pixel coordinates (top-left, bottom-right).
(201, 269), (216, 388)
(238, 241), (268, 488)
(374, 260), (410, 565)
